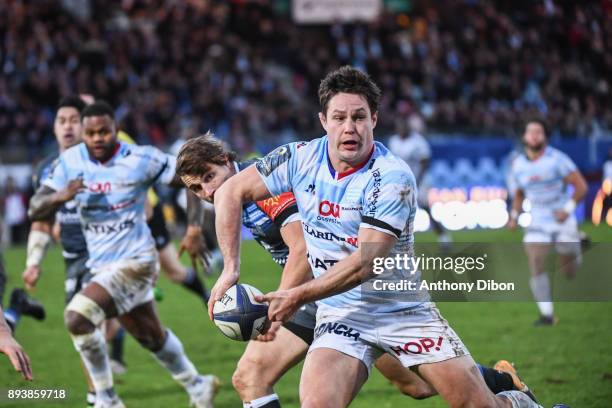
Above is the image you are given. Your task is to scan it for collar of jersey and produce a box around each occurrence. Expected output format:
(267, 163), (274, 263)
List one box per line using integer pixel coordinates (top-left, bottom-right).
(326, 140), (375, 181)
(86, 141), (122, 165)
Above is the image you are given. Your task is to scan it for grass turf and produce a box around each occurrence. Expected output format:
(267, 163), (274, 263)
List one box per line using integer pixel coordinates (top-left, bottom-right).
(0, 225), (611, 407)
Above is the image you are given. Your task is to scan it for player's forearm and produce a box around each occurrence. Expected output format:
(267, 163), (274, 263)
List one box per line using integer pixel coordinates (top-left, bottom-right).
(279, 247), (311, 291)
(570, 174), (588, 203)
(28, 190), (65, 221)
(214, 180), (244, 273)
(186, 190), (203, 227)
(510, 190), (524, 219)
(26, 221), (52, 267)
(293, 252), (366, 304)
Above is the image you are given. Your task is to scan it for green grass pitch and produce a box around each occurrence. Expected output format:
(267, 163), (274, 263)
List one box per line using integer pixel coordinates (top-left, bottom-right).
(1, 225), (611, 407)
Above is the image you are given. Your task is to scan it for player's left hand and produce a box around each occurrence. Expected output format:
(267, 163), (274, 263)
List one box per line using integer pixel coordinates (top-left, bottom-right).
(255, 289), (301, 323)
(0, 331), (33, 381)
(179, 225), (209, 267)
(554, 209), (569, 223)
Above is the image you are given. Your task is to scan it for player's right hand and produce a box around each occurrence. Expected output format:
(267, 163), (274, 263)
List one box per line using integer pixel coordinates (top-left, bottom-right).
(57, 178), (85, 202)
(0, 330), (33, 380)
(207, 270), (240, 320)
(22, 265), (41, 291)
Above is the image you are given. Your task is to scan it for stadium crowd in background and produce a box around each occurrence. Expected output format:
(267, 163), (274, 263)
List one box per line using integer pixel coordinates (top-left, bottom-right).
(1, 0), (611, 164)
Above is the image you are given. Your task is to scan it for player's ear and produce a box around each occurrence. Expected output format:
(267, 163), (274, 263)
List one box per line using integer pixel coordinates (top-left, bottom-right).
(371, 111), (378, 129)
(318, 112), (328, 132)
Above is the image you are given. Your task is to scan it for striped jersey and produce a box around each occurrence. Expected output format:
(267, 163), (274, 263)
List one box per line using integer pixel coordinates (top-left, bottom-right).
(43, 142), (175, 269)
(509, 146), (577, 226)
(237, 160), (298, 265)
(33, 152), (87, 257)
(255, 136), (426, 314)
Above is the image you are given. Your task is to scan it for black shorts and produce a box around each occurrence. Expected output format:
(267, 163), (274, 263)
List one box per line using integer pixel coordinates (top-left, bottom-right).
(64, 255), (93, 304)
(282, 302), (317, 345)
(148, 203), (171, 250)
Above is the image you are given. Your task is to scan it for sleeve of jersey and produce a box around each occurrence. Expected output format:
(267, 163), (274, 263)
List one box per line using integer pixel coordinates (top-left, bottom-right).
(557, 152), (578, 177)
(41, 157), (69, 192)
(254, 143), (298, 196)
(360, 170), (415, 238)
(420, 140), (432, 160)
(256, 192), (299, 228)
(148, 148), (177, 185)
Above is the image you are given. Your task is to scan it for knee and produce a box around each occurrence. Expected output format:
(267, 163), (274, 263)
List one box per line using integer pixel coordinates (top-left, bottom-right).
(64, 310), (95, 335)
(232, 355), (270, 395)
(134, 332), (165, 351)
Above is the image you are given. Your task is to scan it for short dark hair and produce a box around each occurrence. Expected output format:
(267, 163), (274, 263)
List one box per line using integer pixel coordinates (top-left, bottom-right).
(81, 100), (115, 121)
(318, 66), (381, 115)
(57, 96), (86, 113)
(523, 118), (549, 138)
(176, 132), (237, 177)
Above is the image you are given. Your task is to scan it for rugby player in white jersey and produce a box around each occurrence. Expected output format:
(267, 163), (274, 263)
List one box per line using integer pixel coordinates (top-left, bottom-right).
(28, 101), (217, 408)
(388, 112), (452, 246)
(209, 66), (541, 408)
(507, 119), (587, 326)
(179, 134), (538, 408)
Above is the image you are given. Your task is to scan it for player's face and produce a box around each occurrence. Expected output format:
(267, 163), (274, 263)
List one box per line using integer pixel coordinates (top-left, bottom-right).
(82, 115), (118, 162)
(181, 162), (235, 203)
(54, 107), (82, 150)
(319, 93), (377, 168)
(523, 122), (547, 151)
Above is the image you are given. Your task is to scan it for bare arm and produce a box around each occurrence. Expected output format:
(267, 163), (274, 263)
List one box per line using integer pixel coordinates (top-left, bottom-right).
(0, 307), (33, 380)
(28, 181), (83, 221)
(507, 188), (524, 229)
(259, 227), (397, 322)
(207, 165), (272, 316)
(22, 220), (53, 290)
(278, 220), (311, 290)
(565, 170), (588, 204)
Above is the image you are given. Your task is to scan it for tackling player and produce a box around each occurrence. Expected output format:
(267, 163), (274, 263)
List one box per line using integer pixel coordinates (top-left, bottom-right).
(28, 101), (217, 408)
(507, 119), (587, 325)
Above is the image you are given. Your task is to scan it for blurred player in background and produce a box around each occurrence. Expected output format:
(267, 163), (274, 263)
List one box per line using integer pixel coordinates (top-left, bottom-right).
(592, 146), (612, 226)
(388, 112), (452, 247)
(508, 119), (587, 326)
(28, 101), (217, 408)
(178, 133), (537, 408)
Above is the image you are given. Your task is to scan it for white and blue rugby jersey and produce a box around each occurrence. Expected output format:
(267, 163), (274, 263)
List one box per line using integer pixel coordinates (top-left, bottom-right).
(509, 146), (577, 226)
(255, 136), (427, 314)
(43, 142), (176, 269)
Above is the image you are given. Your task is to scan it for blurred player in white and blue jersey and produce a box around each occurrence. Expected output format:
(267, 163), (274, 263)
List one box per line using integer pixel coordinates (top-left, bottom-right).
(210, 67), (541, 408)
(508, 119), (587, 326)
(28, 101), (217, 408)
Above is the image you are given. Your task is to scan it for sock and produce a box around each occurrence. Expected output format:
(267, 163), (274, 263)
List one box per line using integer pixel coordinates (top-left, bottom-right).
(529, 274), (553, 317)
(477, 364), (516, 393)
(86, 391), (96, 406)
(110, 327), (126, 363)
(71, 329), (115, 402)
(181, 268), (209, 302)
(152, 329), (198, 387)
(244, 394), (281, 408)
(497, 390), (542, 407)
(4, 309), (18, 332)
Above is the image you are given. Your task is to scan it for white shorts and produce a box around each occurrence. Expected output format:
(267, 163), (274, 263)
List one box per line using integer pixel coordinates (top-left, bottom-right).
(90, 258), (158, 315)
(524, 216), (581, 255)
(309, 303), (469, 374)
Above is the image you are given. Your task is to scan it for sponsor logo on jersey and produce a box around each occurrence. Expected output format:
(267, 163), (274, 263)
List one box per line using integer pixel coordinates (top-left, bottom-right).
(303, 223), (358, 247)
(89, 181), (112, 194)
(366, 169), (382, 217)
(315, 322), (360, 341)
(316, 200), (362, 224)
(84, 219), (135, 234)
(307, 253), (339, 271)
(390, 336), (443, 356)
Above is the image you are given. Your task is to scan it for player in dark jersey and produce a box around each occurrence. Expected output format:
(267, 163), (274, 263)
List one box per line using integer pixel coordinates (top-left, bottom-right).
(176, 134), (536, 408)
